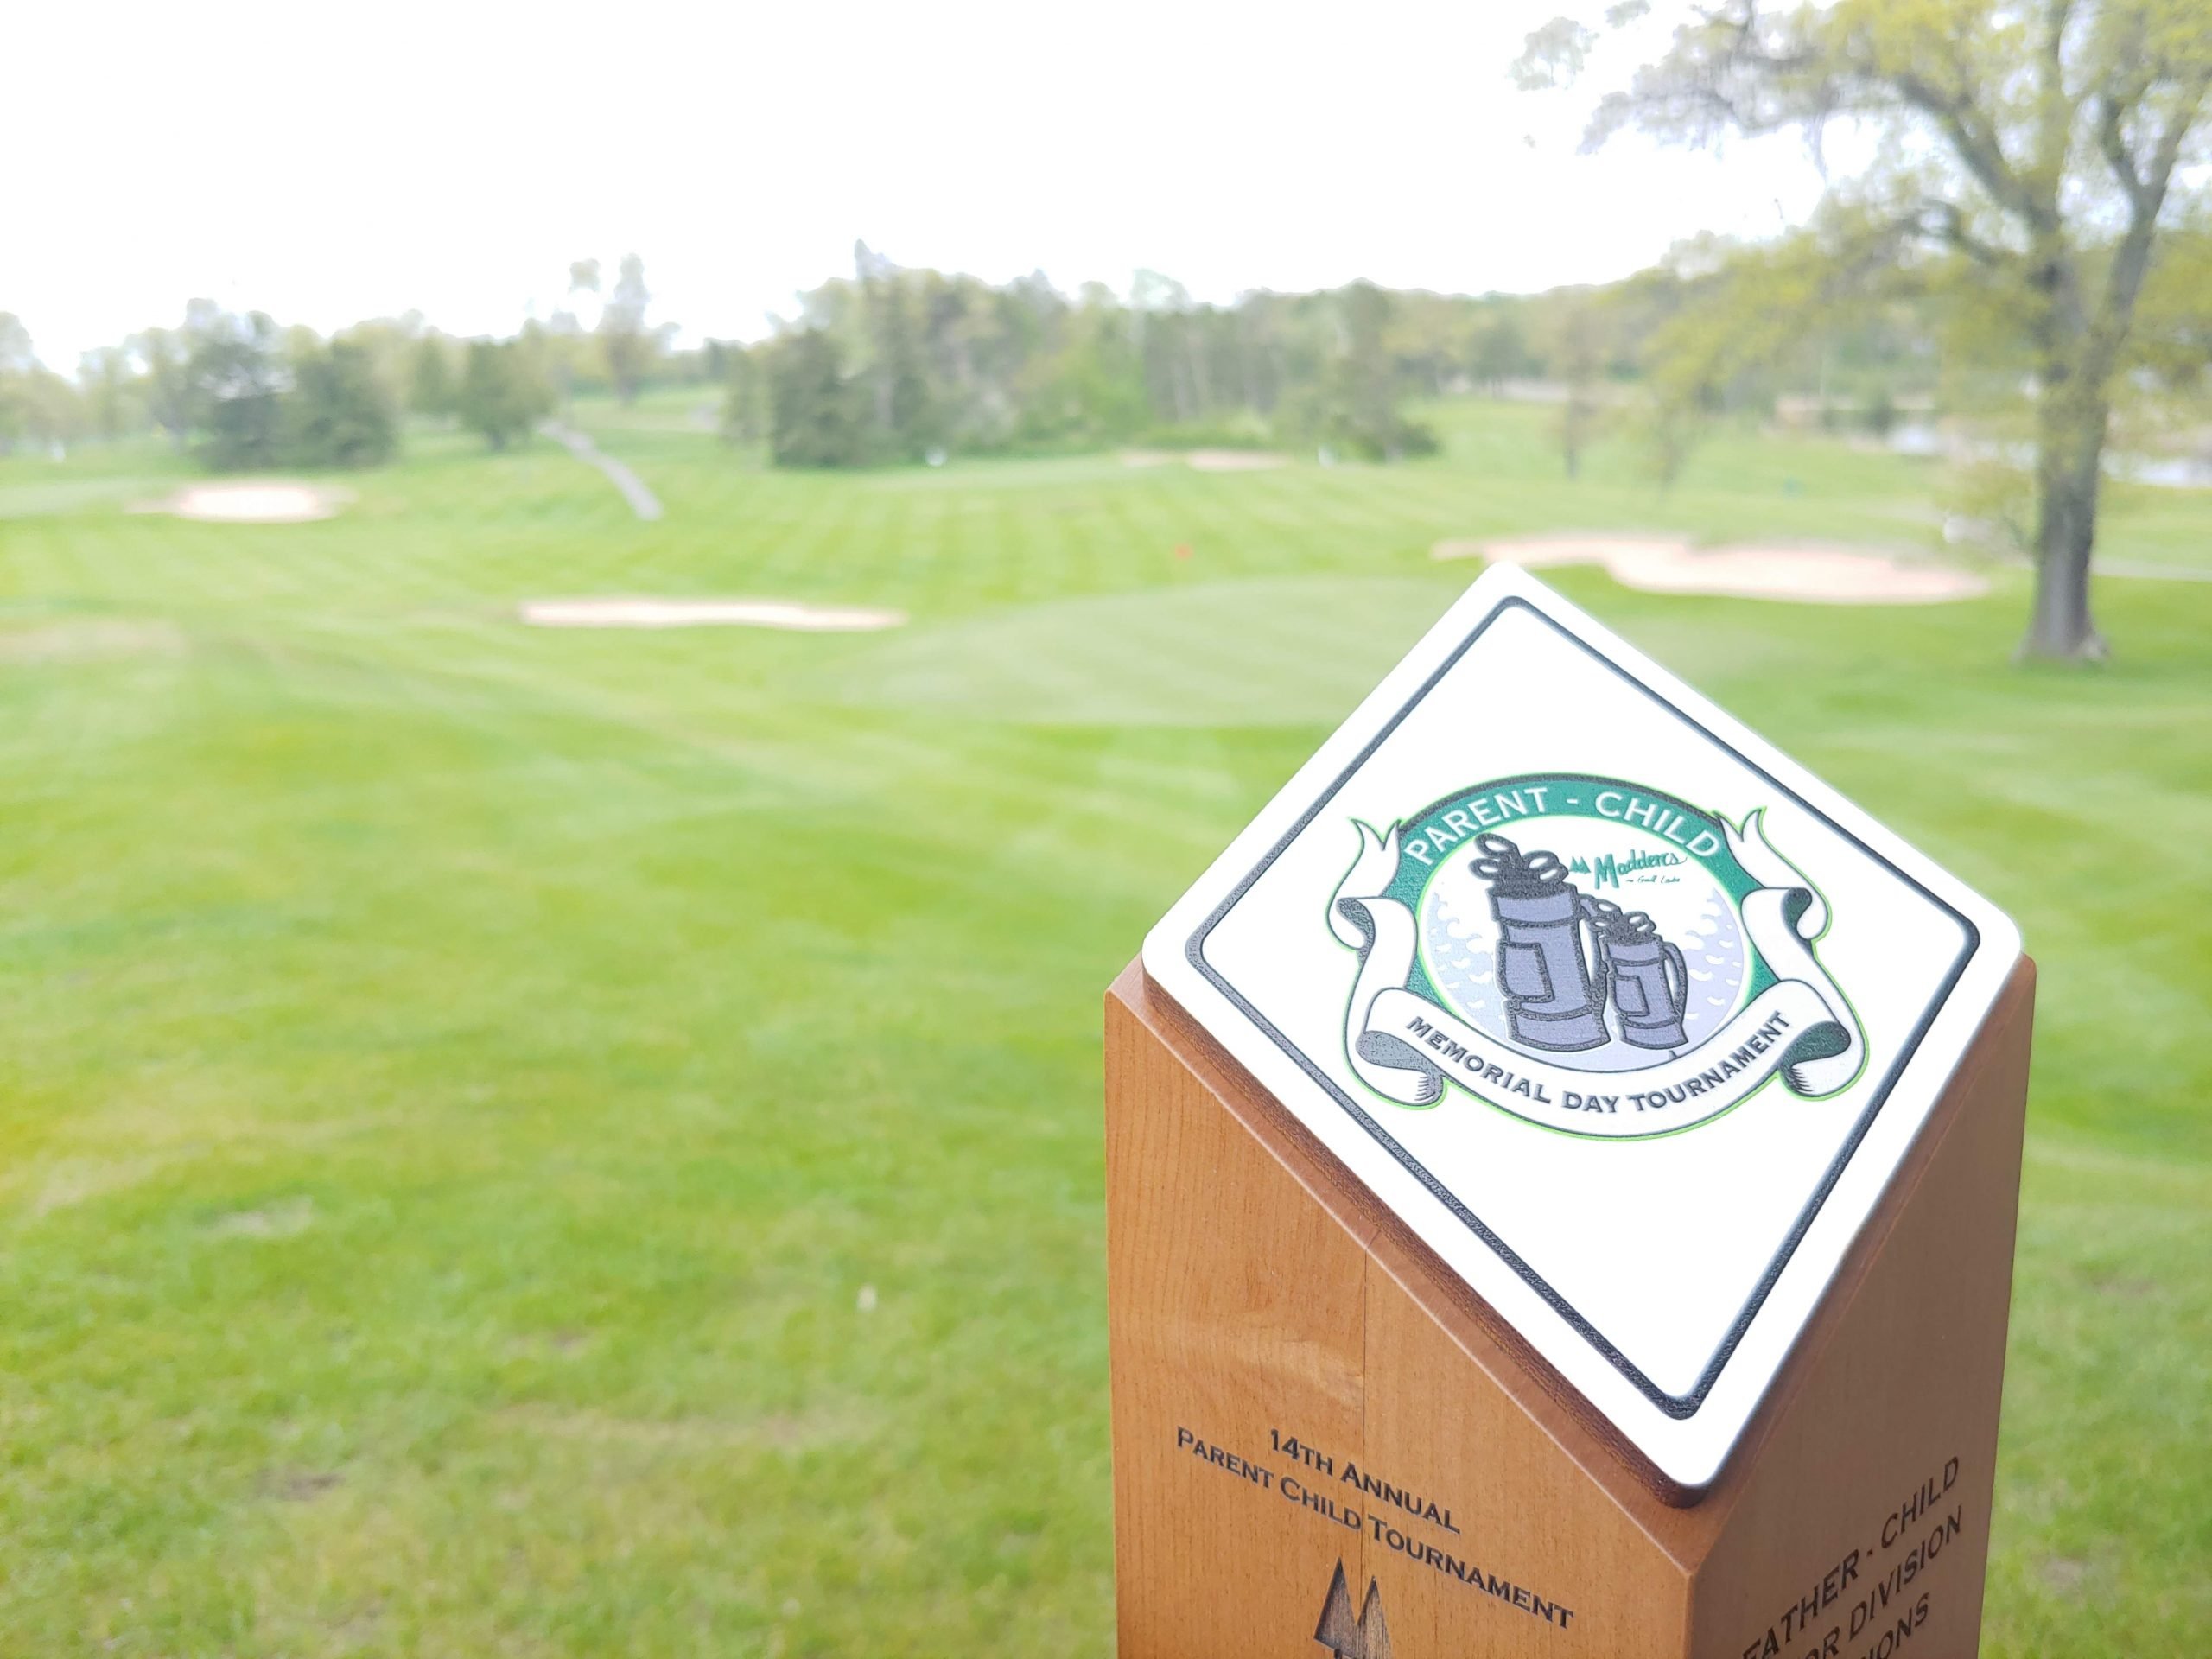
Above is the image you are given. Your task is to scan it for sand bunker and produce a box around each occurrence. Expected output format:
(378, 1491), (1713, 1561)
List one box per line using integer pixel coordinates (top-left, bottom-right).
(132, 481), (351, 524)
(1434, 535), (1988, 605)
(1120, 449), (1289, 473)
(1187, 449), (1287, 472)
(519, 598), (906, 632)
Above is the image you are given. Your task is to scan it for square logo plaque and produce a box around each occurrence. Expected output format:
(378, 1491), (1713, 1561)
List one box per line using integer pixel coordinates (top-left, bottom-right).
(1143, 564), (2021, 1492)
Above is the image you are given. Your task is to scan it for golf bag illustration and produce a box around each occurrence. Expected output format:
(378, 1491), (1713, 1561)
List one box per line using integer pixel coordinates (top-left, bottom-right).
(1584, 897), (1691, 1051)
(1470, 835), (1692, 1053)
(1470, 835), (1608, 1052)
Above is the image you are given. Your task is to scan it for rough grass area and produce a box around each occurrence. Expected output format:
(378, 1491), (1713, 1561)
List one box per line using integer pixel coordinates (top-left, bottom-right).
(0, 397), (2205, 1656)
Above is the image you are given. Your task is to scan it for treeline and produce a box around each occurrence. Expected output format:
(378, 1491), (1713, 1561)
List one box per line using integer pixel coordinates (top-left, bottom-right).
(726, 247), (1466, 466)
(4, 301), (423, 469)
(727, 243), (1958, 472)
(0, 255), (689, 470)
(3, 243), (1957, 474)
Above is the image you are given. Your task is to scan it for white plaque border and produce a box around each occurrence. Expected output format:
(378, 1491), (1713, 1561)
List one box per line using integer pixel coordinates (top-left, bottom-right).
(1142, 563), (2022, 1490)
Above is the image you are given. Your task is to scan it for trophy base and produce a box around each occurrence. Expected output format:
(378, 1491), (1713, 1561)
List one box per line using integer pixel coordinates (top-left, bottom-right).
(1104, 955), (2034, 1658)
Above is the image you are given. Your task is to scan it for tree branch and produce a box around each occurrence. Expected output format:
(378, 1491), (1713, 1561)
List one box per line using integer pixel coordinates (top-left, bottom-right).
(2031, 0), (2081, 188)
(1891, 69), (2050, 230)
(2095, 94), (2147, 208)
(2091, 73), (2210, 377)
(2141, 78), (2207, 204)
(1922, 200), (2011, 267)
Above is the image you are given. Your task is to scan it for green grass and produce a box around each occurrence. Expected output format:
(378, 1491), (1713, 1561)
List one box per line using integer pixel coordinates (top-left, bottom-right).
(0, 397), (2205, 1656)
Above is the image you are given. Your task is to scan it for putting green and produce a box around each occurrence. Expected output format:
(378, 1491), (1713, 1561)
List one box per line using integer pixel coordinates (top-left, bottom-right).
(807, 575), (1469, 726)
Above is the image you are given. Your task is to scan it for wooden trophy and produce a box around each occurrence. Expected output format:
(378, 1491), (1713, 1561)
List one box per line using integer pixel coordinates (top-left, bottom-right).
(1105, 567), (2032, 1659)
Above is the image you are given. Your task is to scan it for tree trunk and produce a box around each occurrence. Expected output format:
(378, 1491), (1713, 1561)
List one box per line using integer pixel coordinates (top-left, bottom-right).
(2018, 388), (2108, 663)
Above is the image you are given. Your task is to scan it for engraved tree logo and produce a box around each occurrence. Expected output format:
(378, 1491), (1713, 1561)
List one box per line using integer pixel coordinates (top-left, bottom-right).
(1313, 1560), (1391, 1659)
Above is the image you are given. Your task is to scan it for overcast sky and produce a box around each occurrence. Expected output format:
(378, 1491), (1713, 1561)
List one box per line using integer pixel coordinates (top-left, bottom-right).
(6, 1), (1834, 367)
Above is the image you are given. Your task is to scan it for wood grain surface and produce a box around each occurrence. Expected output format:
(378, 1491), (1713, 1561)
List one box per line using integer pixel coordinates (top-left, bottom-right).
(1104, 956), (2034, 1659)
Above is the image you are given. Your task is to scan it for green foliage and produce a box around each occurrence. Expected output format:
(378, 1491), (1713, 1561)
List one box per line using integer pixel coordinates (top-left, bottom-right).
(1033, 287), (1151, 444)
(1311, 281), (1440, 460)
(1542, 296), (1613, 479)
(599, 253), (660, 406)
(133, 323), (194, 448)
(410, 335), (454, 416)
(856, 243), (939, 460)
(765, 327), (875, 467)
(186, 310), (289, 473)
(755, 260), (1446, 468)
(455, 339), (552, 451)
(112, 308), (409, 472)
(0, 315), (38, 451)
(0, 312), (30, 378)
(0, 314), (83, 451)
(9, 370), (86, 452)
(24, 304), (423, 468)
(325, 316), (427, 418)
(0, 316), (86, 453)
(718, 342), (765, 445)
(1469, 311), (1537, 391)
(79, 346), (135, 441)
(1942, 456), (2038, 556)
(283, 340), (399, 468)
(1522, 0), (2212, 658)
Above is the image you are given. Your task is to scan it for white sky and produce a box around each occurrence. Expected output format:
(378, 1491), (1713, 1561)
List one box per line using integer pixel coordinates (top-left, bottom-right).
(4, 1), (1833, 369)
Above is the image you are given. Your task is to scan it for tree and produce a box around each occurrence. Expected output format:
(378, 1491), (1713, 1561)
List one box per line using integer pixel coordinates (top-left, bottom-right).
(569, 259), (601, 312)
(766, 327), (874, 466)
(410, 334), (454, 417)
(133, 325), (194, 449)
(1048, 283), (1151, 442)
(1129, 268), (1208, 424)
(720, 342), (766, 445)
(185, 309), (288, 471)
(79, 346), (136, 441)
(855, 241), (937, 457)
(1519, 1), (2212, 661)
(20, 369), (86, 451)
(0, 336), (88, 454)
(0, 314), (32, 374)
(328, 315), (425, 416)
(600, 253), (658, 404)
(0, 314), (33, 453)
(285, 340), (398, 467)
(1301, 281), (1439, 459)
(1548, 298), (1609, 479)
(455, 339), (551, 450)
(1470, 309), (1535, 394)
